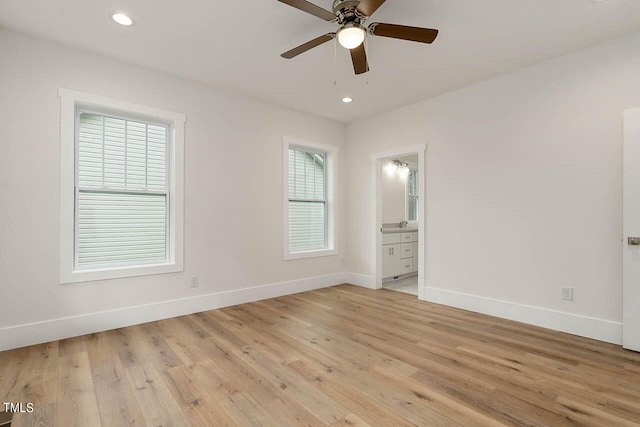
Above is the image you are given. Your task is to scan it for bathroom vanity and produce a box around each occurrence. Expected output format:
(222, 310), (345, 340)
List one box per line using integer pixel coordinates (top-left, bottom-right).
(382, 228), (418, 280)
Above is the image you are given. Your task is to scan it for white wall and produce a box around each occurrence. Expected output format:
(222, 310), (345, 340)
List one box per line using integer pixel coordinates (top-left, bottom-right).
(381, 161), (407, 224)
(346, 33), (640, 342)
(0, 30), (346, 350)
(2, 28), (639, 350)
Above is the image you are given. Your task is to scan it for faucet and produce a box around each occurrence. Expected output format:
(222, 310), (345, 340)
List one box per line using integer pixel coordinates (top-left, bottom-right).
(399, 221), (408, 228)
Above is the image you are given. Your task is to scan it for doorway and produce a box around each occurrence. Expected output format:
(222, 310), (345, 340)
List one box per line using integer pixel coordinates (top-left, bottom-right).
(372, 145), (426, 300)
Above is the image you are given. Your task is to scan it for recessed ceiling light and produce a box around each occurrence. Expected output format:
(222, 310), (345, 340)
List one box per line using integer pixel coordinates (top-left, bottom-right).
(342, 97), (353, 103)
(112, 13), (133, 26)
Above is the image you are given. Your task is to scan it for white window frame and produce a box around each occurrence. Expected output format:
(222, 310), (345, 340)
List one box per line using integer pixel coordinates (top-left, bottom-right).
(406, 167), (419, 223)
(282, 136), (337, 260)
(59, 88), (185, 283)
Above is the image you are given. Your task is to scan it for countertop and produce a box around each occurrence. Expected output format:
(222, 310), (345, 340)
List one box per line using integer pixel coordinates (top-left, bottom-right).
(382, 228), (418, 234)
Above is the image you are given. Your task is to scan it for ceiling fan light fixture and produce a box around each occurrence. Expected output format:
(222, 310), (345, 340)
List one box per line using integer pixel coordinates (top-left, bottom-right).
(337, 24), (366, 49)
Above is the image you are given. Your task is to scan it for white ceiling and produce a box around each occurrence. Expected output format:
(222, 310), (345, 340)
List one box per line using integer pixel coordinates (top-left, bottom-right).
(1, 0), (639, 123)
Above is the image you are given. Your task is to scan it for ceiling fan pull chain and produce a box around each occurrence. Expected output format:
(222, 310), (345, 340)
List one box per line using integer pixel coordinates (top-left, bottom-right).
(365, 39), (369, 85)
(333, 36), (338, 86)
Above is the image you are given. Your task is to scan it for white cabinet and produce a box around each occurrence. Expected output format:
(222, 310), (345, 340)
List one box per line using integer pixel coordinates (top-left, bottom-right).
(401, 232), (415, 243)
(383, 231), (418, 279)
(382, 233), (401, 278)
(400, 242), (413, 258)
(399, 233), (415, 275)
(400, 258), (413, 275)
(412, 241), (418, 274)
(382, 233), (401, 245)
(382, 243), (401, 278)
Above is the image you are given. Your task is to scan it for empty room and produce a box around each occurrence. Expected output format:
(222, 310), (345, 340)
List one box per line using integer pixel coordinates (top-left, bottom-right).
(1, 0), (640, 425)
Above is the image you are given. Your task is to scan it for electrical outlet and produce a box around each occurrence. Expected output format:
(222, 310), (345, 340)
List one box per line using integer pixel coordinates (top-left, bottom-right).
(561, 287), (573, 301)
(190, 275), (199, 288)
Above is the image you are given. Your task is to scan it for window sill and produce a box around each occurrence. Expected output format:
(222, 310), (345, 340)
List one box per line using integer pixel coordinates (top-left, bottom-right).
(284, 248), (337, 261)
(60, 261), (183, 284)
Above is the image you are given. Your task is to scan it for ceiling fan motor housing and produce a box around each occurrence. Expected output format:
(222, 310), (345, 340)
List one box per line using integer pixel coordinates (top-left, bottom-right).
(333, 0), (366, 24)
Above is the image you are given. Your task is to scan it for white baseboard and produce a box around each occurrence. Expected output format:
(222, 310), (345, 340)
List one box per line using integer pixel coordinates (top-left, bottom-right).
(0, 275), (623, 351)
(344, 272), (376, 289)
(425, 287), (622, 345)
(0, 272), (350, 352)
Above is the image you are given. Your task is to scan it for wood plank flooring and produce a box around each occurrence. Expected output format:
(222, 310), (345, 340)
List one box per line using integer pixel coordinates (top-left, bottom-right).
(1, 284), (640, 426)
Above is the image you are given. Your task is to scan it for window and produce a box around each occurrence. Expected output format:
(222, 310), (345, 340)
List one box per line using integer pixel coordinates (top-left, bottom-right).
(288, 148), (326, 252)
(76, 112), (168, 268)
(59, 89), (185, 283)
(407, 169), (418, 221)
(283, 137), (337, 260)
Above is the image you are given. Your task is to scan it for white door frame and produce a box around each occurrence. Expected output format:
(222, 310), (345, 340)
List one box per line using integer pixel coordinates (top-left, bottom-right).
(623, 107), (640, 351)
(371, 144), (427, 300)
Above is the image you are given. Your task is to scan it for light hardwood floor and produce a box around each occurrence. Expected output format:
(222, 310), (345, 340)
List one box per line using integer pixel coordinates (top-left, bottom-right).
(1, 284), (640, 426)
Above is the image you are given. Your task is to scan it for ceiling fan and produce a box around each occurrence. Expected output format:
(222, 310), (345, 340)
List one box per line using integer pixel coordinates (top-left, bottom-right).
(277, 0), (439, 75)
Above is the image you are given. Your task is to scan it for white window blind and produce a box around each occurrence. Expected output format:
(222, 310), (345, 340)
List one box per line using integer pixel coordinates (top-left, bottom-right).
(288, 147), (326, 252)
(76, 112), (169, 269)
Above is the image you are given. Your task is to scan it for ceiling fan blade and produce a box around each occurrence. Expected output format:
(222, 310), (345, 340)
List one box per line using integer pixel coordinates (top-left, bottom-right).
(369, 23), (439, 44)
(281, 33), (335, 59)
(350, 44), (369, 75)
(277, 0), (336, 21)
(356, 0), (386, 17)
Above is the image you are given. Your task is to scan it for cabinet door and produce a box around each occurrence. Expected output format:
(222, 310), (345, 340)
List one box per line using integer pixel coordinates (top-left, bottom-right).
(382, 244), (402, 278)
(412, 242), (418, 273)
(382, 245), (392, 278)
